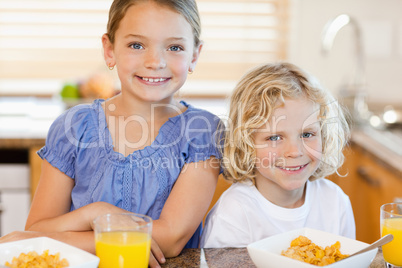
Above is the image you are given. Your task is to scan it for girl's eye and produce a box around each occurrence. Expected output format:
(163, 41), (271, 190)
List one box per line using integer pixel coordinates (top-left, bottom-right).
(169, 45), (183, 52)
(302, 132), (313, 138)
(268, 135), (281, 141)
(130, 43), (143, 50)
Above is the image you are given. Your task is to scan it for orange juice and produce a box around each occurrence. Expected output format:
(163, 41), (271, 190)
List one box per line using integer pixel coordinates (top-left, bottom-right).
(381, 217), (402, 266)
(95, 231), (151, 268)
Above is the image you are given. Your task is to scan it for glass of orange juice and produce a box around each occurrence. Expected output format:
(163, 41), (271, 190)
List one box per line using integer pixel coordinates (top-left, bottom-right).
(93, 213), (152, 268)
(381, 202), (402, 267)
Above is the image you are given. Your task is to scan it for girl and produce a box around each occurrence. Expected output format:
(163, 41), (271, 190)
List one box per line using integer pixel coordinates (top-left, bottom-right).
(201, 62), (355, 248)
(0, 0), (221, 266)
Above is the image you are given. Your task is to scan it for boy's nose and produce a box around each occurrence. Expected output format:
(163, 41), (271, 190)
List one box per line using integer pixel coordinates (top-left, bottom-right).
(284, 139), (304, 158)
(145, 50), (167, 69)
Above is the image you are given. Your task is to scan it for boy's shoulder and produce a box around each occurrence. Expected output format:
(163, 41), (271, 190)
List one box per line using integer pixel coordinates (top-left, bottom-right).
(216, 181), (257, 206)
(310, 178), (343, 191)
(308, 178), (349, 200)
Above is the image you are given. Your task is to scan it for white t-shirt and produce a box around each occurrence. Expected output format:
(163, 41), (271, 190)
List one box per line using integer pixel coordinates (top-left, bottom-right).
(201, 178), (355, 248)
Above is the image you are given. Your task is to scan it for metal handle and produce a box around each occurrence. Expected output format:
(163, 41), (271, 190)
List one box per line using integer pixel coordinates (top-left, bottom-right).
(356, 166), (380, 187)
(349, 234), (393, 257)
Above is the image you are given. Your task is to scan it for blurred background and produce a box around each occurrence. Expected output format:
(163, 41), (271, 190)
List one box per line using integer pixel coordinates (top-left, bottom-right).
(1, 0), (401, 103)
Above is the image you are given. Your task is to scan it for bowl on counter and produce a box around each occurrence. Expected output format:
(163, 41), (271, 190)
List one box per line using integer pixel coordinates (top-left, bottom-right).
(247, 228), (377, 268)
(0, 237), (99, 268)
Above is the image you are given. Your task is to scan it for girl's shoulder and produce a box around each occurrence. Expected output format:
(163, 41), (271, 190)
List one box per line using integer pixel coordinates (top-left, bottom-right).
(45, 99), (104, 145)
(62, 99), (102, 122)
(38, 100), (105, 177)
(157, 100), (223, 143)
(173, 101), (222, 126)
(54, 99), (102, 128)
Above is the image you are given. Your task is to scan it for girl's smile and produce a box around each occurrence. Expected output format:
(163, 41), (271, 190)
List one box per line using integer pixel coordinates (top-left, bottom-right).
(137, 76), (169, 84)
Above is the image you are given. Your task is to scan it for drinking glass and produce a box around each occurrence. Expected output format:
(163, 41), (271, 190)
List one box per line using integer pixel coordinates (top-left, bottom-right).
(93, 213), (152, 268)
(381, 202), (402, 267)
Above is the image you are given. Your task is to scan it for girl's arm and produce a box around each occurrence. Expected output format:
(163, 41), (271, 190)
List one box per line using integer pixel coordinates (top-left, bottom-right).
(0, 160), (96, 252)
(0, 231), (95, 253)
(1, 157), (219, 263)
(23, 160), (126, 253)
(2, 159), (162, 263)
(25, 159), (75, 230)
(152, 157), (220, 257)
(26, 160), (124, 231)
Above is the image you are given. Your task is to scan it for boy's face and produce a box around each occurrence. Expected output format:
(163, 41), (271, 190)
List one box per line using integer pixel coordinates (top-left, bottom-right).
(252, 97), (322, 204)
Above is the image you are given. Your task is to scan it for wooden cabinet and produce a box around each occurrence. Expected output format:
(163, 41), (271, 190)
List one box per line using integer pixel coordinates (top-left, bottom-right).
(329, 144), (402, 243)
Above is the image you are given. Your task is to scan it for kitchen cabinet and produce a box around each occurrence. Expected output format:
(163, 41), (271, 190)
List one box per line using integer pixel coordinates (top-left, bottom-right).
(29, 146), (43, 199)
(0, 164), (30, 236)
(0, 141), (45, 201)
(329, 142), (402, 244)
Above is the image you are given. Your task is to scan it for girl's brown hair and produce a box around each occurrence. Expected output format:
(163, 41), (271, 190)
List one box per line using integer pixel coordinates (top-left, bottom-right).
(106, 0), (201, 46)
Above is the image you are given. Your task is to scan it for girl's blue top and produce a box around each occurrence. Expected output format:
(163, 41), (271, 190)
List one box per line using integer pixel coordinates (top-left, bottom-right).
(38, 99), (222, 248)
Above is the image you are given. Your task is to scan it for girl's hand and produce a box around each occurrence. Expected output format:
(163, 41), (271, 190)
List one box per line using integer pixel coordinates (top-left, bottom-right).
(149, 238), (166, 268)
(0, 231), (44, 243)
(0, 230), (96, 254)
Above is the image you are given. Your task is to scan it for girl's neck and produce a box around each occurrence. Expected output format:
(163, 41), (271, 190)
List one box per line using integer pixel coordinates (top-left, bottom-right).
(107, 92), (185, 120)
(102, 93), (187, 157)
(255, 178), (307, 209)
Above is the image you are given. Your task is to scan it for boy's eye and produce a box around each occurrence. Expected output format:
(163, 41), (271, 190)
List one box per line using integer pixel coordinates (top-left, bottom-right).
(302, 132), (313, 138)
(268, 135), (280, 141)
(130, 43), (143, 50)
(169, 45), (183, 52)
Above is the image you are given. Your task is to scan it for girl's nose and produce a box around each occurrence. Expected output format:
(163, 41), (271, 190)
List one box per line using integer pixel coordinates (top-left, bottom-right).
(144, 50), (167, 69)
(284, 139), (304, 158)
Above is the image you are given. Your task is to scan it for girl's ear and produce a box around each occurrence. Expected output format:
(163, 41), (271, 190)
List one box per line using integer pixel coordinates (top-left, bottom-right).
(102, 33), (115, 68)
(189, 41), (203, 72)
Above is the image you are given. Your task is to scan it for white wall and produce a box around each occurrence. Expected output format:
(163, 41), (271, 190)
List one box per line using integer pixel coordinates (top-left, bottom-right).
(288, 0), (402, 106)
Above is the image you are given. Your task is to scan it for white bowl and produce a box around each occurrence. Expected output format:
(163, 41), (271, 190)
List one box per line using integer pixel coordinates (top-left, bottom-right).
(247, 228), (377, 268)
(0, 237), (99, 268)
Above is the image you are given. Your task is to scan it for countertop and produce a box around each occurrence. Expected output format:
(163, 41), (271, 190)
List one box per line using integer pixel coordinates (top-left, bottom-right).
(162, 248), (385, 267)
(351, 127), (402, 178)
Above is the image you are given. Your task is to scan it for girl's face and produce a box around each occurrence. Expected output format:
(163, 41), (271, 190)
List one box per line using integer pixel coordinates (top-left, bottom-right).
(103, 2), (202, 103)
(252, 97), (323, 196)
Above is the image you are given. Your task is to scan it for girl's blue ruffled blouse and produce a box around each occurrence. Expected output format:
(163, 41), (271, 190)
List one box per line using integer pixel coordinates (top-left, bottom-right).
(38, 99), (222, 248)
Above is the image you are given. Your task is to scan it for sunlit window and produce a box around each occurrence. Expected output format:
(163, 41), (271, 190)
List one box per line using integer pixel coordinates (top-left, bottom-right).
(0, 0), (289, 96)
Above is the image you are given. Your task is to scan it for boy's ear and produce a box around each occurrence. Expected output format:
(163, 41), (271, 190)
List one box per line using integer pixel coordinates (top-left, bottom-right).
(189, 41), (203, 71)
(102, 33), (115, 68)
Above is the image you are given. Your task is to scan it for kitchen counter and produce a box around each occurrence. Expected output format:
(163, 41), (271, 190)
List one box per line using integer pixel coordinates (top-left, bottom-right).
(351, 128), (402, 178)
(162, 248), (385, 267)
(0, 137), (45, 149)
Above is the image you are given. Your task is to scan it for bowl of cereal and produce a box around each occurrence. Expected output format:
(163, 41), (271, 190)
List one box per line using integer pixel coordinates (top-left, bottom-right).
(0, 237), (99, 268)
(247, 228), (377, 268)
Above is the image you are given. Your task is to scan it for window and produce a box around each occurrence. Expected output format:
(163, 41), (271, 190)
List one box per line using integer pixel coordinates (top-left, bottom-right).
(0, 0), (289, 96)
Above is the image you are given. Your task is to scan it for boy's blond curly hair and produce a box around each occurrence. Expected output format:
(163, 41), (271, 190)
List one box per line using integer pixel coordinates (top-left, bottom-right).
(222, 62), (350, 183)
